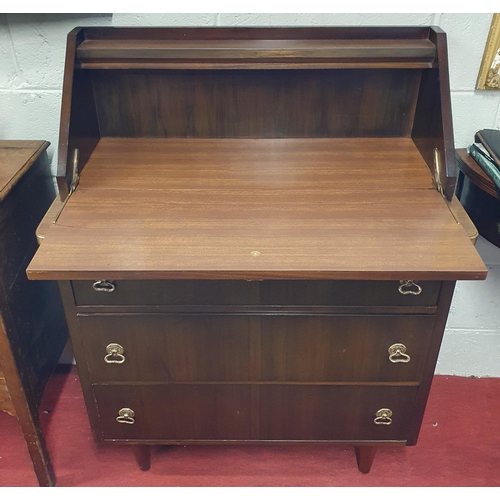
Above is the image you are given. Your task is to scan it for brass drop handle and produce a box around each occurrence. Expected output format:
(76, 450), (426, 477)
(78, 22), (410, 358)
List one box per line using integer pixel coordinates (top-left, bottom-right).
(104, 343), (126, 364)
(374, 408), (393, 425)
(388, 343), (411, 363)
(92, 280), (116, 293)
(398, 280), (422, 295)
(116, 408), (135, 425)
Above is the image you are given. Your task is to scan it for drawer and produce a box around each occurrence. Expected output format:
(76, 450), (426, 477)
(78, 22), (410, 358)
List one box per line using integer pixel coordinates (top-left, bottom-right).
(78, 314), (434, 383)
(259, 385), (418, 441)
(93, 384), (417, 442)
(94, 384), (252, 441)
(73, 279), (441, 307)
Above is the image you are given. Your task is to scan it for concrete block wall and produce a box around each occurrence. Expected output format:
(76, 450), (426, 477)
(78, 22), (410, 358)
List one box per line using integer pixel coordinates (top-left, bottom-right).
(1, 13), (499, 375)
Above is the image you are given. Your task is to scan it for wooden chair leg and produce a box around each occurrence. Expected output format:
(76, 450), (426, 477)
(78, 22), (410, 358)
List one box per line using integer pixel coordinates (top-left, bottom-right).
(132, 445), (151, 471)
(354, 446), (377, 473)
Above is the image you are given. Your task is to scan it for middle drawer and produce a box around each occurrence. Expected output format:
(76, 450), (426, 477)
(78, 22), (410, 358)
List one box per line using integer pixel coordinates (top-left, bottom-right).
(78, 314), (435, 383)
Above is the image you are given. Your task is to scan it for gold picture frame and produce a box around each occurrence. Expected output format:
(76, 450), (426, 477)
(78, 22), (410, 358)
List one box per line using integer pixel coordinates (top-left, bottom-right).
(477, 13), (500, 89)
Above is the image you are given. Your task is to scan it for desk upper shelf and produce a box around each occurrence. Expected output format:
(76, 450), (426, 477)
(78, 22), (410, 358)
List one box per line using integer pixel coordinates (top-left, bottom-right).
(27, 137), (487, 281)
(76, 38), (436, 69)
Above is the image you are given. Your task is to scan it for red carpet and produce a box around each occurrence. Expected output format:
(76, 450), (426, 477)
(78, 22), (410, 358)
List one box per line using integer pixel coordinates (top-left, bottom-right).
(1, 367), (500, 487)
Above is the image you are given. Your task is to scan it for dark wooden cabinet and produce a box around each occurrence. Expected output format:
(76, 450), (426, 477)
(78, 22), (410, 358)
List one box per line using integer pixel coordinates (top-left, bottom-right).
(27, 27), (487, 475)
(0, 141), (68, 486)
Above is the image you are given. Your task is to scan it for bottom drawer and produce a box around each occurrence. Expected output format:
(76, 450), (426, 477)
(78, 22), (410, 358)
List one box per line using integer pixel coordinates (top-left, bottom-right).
(93, 384), (417, 442)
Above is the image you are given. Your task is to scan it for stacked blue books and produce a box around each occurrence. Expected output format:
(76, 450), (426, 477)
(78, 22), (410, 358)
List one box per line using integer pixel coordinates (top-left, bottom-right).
(468, 129), (500, 190)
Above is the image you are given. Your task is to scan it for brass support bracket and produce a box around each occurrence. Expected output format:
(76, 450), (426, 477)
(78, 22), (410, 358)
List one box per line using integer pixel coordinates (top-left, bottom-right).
(433, 148), (444, 196)
(70, 148), (80, 193)
(36, 148), (79, 244)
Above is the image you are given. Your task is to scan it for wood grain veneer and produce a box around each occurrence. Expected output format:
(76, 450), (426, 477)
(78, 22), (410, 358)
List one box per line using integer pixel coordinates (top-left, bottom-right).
(77, 38), (436, 70)
(76, 27), (435, 70)
(0, 141), (48, 202)
(27, 137), (486, 281)
(91, 69), (421, 139)
(71, 279), (441, 307)
(78, 313), (434, 384)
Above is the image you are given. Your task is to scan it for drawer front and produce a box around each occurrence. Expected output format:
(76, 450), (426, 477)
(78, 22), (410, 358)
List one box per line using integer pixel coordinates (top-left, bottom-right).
(79, 314), (434, 383)
(93, 384), (417, 442)
(72, 279), (441, 307)
(79, 315), (251, 382)
(94, 384), (252, 441)
(259, 385), (418, 441)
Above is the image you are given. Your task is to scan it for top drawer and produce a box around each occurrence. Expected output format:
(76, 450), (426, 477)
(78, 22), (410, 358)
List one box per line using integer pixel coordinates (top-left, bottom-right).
(72, 279), (441, 307)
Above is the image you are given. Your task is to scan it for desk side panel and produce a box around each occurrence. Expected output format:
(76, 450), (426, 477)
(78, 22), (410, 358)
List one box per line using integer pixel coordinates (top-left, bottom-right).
(57, 28), (100, 199)
(412, 30), (456, 200)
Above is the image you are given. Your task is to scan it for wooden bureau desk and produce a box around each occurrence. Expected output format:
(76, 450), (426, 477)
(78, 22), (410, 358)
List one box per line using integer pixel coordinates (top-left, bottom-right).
(27, 27), (487, 474)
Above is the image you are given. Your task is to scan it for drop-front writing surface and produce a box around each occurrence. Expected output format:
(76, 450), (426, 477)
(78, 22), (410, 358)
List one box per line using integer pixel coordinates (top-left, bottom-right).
(27, 138), (485, 280)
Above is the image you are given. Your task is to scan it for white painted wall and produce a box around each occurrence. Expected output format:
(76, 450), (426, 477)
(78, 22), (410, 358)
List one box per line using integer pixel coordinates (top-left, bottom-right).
(1, 13), (499, 376)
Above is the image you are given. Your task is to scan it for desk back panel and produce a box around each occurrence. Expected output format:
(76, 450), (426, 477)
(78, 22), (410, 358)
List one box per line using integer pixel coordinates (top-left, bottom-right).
(91, 69), (421, 139)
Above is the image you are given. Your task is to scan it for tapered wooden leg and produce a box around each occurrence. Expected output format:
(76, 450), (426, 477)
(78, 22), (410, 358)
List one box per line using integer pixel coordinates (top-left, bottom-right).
(132, 445), (151, 471)
(354, 446), (377, 473)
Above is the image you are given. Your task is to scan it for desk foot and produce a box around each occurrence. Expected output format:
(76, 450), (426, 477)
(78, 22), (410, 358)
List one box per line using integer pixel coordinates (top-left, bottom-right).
(354, 446), (377, 473)
(132, 445), (151, 471)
